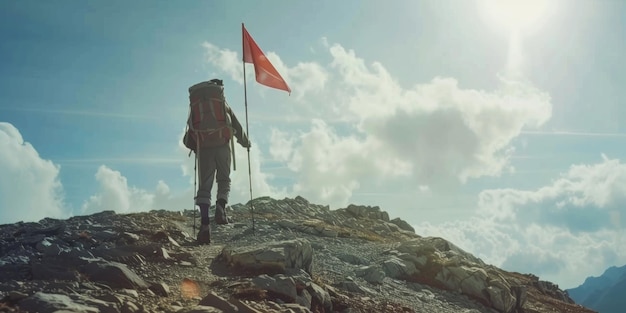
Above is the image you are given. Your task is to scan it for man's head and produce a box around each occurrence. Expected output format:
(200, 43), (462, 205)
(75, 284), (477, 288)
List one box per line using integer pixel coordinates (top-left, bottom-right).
(210, 79), (223, 86)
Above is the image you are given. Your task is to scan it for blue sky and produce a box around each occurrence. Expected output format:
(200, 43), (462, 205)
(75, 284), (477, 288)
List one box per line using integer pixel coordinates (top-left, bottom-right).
(1, 0), (626, 289)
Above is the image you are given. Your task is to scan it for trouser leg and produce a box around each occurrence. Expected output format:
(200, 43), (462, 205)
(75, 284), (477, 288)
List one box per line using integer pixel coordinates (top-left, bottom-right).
(195, 147), (218, 224)
(215, 144), (232, 203)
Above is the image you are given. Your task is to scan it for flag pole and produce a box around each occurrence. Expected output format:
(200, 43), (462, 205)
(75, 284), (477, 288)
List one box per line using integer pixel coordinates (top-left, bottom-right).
(242, 23), (255, 235)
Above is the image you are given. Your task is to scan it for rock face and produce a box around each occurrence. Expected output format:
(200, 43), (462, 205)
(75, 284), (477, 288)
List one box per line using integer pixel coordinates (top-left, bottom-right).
(0, 196), (595, 313)
(387, 237), (524, 312)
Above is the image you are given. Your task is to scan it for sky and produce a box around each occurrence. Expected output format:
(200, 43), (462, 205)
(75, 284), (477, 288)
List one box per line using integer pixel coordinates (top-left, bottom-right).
(1, 0), (625, 289)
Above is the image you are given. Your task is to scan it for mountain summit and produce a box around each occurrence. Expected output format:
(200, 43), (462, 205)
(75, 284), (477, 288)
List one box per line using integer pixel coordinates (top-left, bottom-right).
(0, 196), (595, 312)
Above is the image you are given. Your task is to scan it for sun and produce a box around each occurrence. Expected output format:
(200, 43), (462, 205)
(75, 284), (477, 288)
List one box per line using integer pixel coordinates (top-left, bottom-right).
(479, 0), (555, 34)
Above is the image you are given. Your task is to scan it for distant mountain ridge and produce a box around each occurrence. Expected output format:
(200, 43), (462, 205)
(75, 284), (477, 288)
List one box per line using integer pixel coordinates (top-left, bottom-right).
(567, 264), (626, 313)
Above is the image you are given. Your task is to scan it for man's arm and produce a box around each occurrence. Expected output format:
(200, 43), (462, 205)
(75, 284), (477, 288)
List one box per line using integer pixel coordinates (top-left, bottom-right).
(228, 107), (250, 148)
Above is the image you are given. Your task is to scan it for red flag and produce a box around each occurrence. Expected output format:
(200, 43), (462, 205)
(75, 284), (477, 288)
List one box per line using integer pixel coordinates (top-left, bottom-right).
(242, 24), (291, 94)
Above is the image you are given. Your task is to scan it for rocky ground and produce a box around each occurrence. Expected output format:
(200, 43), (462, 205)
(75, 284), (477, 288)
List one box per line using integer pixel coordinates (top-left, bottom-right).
(0, 196), (596, 313)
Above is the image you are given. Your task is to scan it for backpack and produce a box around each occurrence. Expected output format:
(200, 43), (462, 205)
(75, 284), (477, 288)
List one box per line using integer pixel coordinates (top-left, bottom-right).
(184, 80), (232, 151)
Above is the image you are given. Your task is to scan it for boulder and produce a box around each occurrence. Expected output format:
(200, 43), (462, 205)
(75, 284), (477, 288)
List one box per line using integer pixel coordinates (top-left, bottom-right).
(31, 258), (82, 281)
(337, 253), (368, 265)
(435, 265), (489, 301)
(382, 257), (418, 279)
(220, 239), (312, 275)
(356, 265), (386, 284)
(345, 204), (390, 221)
(390, 217), (415, 233)
(82, 259), (148, 289)
(295, 288), (312, 309)
(149, 282), (170, 297)
(337, 278), (377, 296)
(252, 274), (297, 301)
(392, 237), (521, 312)
(306, 282), (332, 312)
(198, 291), (238, 312)
(18, 292), (99, 313)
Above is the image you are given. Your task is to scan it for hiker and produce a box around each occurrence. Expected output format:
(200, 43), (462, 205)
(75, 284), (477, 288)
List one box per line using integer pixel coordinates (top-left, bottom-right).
(183, 79), (250, 244)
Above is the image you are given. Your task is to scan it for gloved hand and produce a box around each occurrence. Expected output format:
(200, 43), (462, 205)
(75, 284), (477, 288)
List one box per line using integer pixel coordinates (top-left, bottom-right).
(238, 137), (251, 148)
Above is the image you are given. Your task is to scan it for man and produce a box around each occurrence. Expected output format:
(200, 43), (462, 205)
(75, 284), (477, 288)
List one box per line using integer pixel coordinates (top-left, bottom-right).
(184, 79), (250, 244)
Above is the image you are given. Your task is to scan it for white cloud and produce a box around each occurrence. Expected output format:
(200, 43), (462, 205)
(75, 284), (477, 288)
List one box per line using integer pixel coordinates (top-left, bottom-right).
(202, 42), (243, 83)
(0, 122), (68, 224)
(320, 37), (329, 48)
(269, 128), (295, 162)
(80, 164), (196, 215)
(81, 165), (155, 214)
(329, 44), (551, 184)
(478, 154), (626, 231)
(229, 140), (287, 204)
(80, 136), (200, 215)
(282, 60), (328, 101)
(274, 45), (551, 207)
(272, 120), (370, 205)
(202, 39), (553, 210)
(0, 123), (195, 224)
(416, 156), (626, 288)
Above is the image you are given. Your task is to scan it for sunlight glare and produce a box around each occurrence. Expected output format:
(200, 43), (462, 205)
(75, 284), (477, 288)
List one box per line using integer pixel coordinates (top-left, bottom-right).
(479, 0), (554, 34)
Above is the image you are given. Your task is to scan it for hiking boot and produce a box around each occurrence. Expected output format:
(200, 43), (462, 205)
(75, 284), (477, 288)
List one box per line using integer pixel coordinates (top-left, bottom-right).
(196, 224), (211, 244)
(215, 200), (229, 225)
